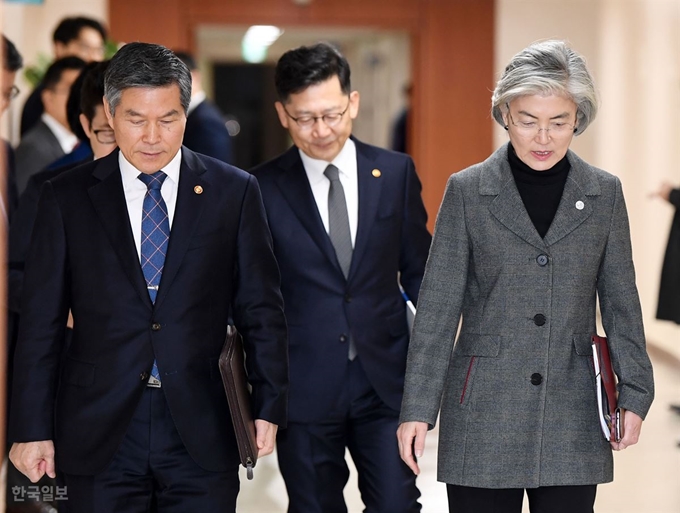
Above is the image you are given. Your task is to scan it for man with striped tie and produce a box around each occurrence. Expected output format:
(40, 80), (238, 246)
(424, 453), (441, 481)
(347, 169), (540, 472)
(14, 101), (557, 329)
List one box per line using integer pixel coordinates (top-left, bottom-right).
(8, 42), (288, 513)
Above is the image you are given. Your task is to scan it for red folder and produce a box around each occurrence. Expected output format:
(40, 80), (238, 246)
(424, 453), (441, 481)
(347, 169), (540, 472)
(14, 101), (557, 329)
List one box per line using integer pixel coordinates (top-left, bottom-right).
(591, 335), (622, 442)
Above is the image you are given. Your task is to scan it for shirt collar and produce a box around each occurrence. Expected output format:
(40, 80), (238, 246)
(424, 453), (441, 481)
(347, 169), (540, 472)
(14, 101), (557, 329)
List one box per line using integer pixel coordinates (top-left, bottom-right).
(41, 113), (78, 154)
(119, 148), (183, 189)
(298, 138), (357, 184)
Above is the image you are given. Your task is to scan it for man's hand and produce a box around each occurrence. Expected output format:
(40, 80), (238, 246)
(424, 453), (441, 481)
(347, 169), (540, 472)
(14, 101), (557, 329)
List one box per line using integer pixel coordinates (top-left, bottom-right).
(396, 421), (429, 475)
(9, 441), (56, 483)
(611, 410), (643, 451)
(254, 419), (278, 457)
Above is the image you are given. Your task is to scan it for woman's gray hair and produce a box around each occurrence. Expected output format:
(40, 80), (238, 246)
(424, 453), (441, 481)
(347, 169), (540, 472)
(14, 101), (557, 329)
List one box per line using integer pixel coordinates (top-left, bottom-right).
(491, 40), (598, 135)
(104, 42), (191, 116)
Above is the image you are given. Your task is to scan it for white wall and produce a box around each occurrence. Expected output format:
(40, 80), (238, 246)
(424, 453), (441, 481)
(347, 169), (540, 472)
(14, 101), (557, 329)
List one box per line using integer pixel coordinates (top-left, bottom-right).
(496, 0), (680, 359)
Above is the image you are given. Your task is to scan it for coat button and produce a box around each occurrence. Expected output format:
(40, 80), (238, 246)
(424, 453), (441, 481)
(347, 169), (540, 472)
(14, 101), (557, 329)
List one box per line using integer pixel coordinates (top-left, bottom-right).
(533, 314), (546, 326)
(530, 373), (543, 386)
(344, 294), (352, 303)
(140, 372), (149, 381)
(151, 323), (161, 331)
(339, 334), (348, 343)
(536, 254), (549, 266)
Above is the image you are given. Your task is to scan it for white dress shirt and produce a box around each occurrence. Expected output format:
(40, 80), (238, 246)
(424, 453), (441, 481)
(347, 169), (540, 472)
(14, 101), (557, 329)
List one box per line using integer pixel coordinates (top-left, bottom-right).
(119, 149), (182, 260)
(300, 138), (358, 246)
(41, 113), (79, 154)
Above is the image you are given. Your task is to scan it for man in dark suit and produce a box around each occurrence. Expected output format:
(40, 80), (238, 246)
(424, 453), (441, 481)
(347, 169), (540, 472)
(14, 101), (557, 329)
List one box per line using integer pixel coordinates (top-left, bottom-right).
(9, 42), (288, 513)
(15, 56), (86, 193)
(174, 51), (233, 164)
(251, 42), (430, 513)
(20, 16), (107, 136)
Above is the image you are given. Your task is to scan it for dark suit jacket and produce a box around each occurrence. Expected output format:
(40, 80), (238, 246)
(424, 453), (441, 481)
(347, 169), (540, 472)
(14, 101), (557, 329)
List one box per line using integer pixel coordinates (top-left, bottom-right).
(8, 156), (94, 315)
(657, 188), (680, 323)
(251, 138), (431, 423)
(9, 147), (288, 475)
(15, 120), (65, 193)
(183, 100), (233, 164)
(20, 83), (45, 137)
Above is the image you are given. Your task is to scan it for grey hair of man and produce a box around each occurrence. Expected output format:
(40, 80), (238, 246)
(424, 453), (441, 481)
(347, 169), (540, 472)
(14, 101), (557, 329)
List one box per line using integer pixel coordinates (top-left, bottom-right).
(491, 40), (598, 135)
(104, 42), (192, 116)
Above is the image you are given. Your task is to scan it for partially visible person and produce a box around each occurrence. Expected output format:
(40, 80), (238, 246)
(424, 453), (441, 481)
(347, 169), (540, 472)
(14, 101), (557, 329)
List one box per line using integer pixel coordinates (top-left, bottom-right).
(398, 40), (654, 513)
(45, 60), (100, 171)
(20, 16), (106, 136)
(251, 42), (430, 513)
(390, 83), (411, 154)
(651, 181), (680, 426)
(8, 42), (287, 513)
(14, 56), (86, 192)
(1, 35), (22, 220)
(652, 181), (680, 325)
(9, 60), (113, 318)
(174, 50), (233, 163)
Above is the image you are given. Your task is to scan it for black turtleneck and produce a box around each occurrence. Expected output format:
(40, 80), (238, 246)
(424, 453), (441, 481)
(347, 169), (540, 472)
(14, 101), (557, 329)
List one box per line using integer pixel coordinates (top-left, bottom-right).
(508, 144), (570, 238)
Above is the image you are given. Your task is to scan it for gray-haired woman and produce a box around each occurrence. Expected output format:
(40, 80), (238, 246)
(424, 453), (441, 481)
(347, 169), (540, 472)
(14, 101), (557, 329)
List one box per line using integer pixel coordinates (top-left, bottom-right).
(397, 40), (654, 513)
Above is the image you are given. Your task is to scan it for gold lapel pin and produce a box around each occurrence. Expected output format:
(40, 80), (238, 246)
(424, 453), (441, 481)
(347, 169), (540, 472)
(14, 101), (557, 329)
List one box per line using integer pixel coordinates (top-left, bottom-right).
(372, 169), (381, 178)
(194, 185), (203, 195)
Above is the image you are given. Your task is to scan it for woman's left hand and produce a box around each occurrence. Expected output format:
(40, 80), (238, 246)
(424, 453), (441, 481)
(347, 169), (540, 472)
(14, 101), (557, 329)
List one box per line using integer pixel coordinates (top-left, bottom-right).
(610, 410), (643, 451)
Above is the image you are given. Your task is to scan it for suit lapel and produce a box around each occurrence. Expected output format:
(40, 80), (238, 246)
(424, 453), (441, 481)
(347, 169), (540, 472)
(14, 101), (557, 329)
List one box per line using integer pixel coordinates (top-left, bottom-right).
(483, 146), (547, 251)
(153, 148), (207, 309)
(542, 151), (600, 247)
(348, 139), (383, 281)
(275, 147), (341, 274)
(88, 150), (152, 309)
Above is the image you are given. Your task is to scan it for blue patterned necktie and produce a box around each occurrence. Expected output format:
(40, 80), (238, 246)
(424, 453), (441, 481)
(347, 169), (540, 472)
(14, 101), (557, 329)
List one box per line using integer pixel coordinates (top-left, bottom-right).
(139, 171), (170, 384)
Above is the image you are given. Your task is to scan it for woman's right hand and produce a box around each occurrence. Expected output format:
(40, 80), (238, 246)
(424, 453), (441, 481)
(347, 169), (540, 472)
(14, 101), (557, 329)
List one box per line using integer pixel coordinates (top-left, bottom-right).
(396, 421), (429, 475)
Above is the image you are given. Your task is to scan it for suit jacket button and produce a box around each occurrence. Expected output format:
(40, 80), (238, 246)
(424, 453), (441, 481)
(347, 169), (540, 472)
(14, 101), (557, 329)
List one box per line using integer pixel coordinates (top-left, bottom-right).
(344, 294), (352, 303)
(140, 372), (149, 381)
(530, 373), (543, 386)
(536, 254), (549, 266)
(339, 334), (348, 343)
(151, 322), (161, 331)
(533, 314), (546, 326)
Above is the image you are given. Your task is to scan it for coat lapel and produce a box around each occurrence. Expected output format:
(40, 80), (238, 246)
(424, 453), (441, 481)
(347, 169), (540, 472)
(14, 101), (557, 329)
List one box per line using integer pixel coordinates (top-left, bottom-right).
(88, 150), (152, 309)
(542, 150), (601, 247)
(348, 139), (383, 281)
(483, 145), (547, 251)
(275, 147), (342, 275)
(153, 148), (207, 309)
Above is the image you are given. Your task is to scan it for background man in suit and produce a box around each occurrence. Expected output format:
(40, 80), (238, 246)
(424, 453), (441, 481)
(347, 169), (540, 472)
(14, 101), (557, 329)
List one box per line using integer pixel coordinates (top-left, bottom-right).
(1, 35), (22, 220)
(15, 56), (86, 192)
(175, 50), (233, 164)
(9, 42), (288, 513)
(20, 16), (107, 136)
(251, 42), (431, 513)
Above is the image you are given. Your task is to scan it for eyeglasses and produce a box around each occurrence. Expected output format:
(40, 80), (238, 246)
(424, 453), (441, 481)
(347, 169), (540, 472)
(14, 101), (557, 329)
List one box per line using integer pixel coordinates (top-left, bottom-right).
(507, 109), (576, 138)
(1, 85), (20, 103)
(93, 128), (116, 144)
(283, 99), (350, 129)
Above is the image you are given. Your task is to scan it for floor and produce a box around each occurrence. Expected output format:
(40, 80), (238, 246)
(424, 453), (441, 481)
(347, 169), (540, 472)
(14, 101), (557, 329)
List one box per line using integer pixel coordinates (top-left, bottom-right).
(236, 345), (680, 513)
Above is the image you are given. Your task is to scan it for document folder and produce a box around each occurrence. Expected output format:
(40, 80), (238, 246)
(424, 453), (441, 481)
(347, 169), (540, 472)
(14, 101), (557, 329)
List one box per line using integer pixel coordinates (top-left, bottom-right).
(219, 325), (258, 479)
(591, 334), (622, 442)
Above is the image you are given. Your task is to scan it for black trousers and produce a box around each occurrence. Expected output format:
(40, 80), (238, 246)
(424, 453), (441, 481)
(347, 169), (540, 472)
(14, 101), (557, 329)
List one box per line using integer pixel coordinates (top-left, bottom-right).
(63, 387), (240, 513)
(447, 484), (597, 513)
(277, 358), (421, 513)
